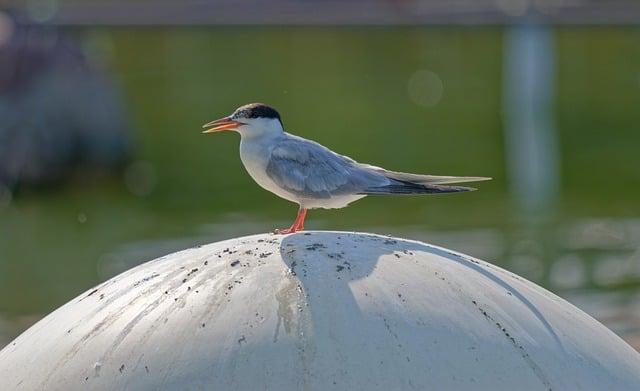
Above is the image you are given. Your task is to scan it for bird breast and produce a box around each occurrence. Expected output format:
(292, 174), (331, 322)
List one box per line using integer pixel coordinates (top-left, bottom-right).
(239, 138), (300, 204)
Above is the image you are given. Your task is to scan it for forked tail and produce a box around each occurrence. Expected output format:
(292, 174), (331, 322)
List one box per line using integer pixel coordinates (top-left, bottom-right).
(360, 167), (491, 195)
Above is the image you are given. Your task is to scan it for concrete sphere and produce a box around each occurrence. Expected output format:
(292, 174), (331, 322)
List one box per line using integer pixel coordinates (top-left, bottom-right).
(1, 232), (639, 390)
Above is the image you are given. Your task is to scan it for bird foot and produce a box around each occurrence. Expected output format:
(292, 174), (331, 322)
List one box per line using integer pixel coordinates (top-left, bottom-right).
(273, 227), (302, 235)
(274, 208), (307, 235)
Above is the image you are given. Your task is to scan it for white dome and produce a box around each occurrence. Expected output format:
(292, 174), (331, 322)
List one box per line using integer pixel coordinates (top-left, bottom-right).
(1, 231), (639, 390)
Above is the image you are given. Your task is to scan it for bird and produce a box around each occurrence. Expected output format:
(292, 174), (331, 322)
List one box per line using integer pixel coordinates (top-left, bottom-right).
(203, 103), (490, 234)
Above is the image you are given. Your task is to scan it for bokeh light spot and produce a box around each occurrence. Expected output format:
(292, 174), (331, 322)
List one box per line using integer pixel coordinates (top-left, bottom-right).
(407, 69), (444, 108)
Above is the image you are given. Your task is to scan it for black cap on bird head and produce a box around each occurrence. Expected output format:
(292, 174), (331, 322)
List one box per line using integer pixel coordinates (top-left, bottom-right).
(231, 103), (281, 122)
(203, 103), (283, 134)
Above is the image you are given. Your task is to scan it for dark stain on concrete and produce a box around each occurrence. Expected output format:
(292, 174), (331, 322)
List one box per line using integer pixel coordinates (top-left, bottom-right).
(471, 300), (553, 391)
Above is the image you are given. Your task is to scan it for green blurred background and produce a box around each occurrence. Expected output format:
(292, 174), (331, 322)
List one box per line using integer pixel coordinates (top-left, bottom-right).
(1, 18), (639, 349)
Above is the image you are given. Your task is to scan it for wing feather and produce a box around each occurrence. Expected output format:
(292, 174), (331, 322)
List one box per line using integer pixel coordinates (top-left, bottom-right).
(265, 134), (490, 200)
(265, 136), (387, 198)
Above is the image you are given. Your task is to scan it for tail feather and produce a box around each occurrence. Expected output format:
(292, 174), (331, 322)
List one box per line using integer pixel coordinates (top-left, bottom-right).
(383, 172), (491, 185)
(360, 182), (476, 195)
(361, 164), (491, 185)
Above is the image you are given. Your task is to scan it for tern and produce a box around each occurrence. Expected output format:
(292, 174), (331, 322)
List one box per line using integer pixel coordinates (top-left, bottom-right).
(203, 103), (490, 234)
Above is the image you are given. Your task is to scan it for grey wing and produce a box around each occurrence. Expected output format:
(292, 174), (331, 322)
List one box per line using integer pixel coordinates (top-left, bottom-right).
(265, 137), (388, 199)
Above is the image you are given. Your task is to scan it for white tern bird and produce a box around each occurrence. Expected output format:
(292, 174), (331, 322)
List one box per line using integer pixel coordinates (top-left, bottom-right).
(203, 103), (490, 234)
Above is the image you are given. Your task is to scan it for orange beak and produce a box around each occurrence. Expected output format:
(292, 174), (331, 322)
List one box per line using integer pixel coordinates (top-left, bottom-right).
(202, 117), (243, 133)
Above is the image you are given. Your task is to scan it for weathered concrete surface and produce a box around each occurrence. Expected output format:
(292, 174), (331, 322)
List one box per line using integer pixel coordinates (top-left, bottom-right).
(1, 231), (639, 390)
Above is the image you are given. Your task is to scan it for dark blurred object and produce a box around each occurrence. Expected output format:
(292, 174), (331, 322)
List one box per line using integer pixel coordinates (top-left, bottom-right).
(0, 10), (131, 190)
(23, 0), (640, 26)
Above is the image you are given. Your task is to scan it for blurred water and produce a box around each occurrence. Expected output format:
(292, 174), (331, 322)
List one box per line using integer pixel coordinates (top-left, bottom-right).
(1, 26), (640, 350)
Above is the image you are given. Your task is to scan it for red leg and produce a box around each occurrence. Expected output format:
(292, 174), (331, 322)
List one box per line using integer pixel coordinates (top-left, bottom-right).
(294, 208), (307, 231)
(275, 208), (308, 234)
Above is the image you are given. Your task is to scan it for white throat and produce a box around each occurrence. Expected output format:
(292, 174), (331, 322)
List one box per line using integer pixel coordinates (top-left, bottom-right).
(236, 118), (284, 140)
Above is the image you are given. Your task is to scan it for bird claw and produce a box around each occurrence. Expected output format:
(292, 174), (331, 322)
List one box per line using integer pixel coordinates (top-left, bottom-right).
(273, 226), (305, 235)
(274, 228), (295, 235)
(274, 209), (307, 234)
